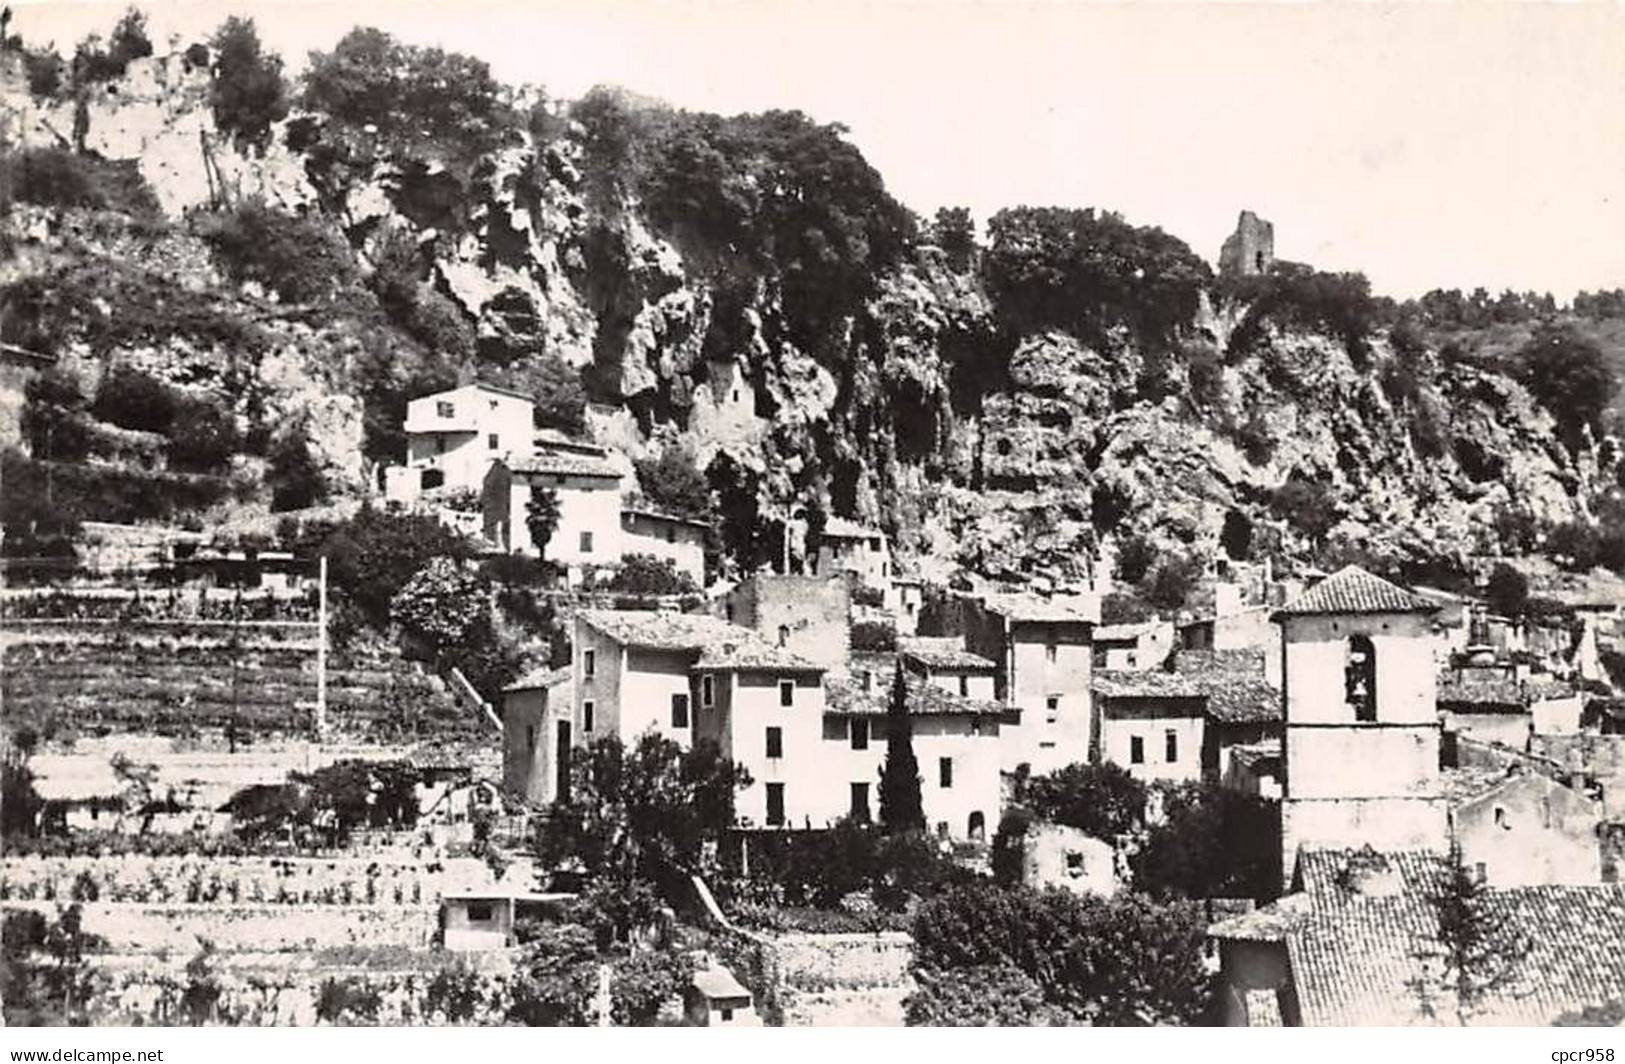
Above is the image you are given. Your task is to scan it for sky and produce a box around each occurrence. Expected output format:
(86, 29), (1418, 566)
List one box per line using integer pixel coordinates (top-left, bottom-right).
(9, 0), (1625, 301)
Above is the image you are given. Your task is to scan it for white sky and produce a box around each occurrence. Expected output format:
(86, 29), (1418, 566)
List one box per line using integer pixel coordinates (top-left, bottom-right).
(10, 0), (1625, 300)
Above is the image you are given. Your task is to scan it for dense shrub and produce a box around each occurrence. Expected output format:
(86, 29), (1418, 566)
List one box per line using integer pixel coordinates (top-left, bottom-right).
(633, 448), (711, 520)
(1100, 590), (1153, 625)
(983, 207), (1211, 351)
(850, 620), (897, 652)
(0, 148), (160, 216)
(1223, 262), (1381, 362)
(1022, 762), (1147, 841)
(208, 17), (290, 154)
(195, 201), (357, 304)
(1519, 325), (1617, 450)
(600, 554), (696, 596)
(1485, 563), (1530, 619)
(910, 882), (1215, 1026)
(266, 430), (327, 512)
(1130, 783), (1281, 901)
(722, 820), (976, 914)
(319, 506), (473, 626)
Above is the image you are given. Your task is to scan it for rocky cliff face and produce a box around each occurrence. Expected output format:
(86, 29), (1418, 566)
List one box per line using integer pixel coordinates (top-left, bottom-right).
(0, 46), (1603, 581)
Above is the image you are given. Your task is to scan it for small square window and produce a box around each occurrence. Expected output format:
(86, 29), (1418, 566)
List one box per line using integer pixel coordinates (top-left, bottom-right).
(851, 719), (870, 751)
(721, 1007), (734, 1022)
(666, 527), (675, 543)
(466, 901), (493, 922)
(583, 700), (595, 733)
(779, 679), (795, 707)
(436, 401), (455, 418)
(939, 757), (953, 788)
(1045, 644), (1057, 663)
(766, 726), (783, 759)
(488, 433), (500, 450)
(1130, 735), (1145, 764)
(580, 531), (594, 553)
(1046, 695), (1060, 712)
(671, 693), (690, 729)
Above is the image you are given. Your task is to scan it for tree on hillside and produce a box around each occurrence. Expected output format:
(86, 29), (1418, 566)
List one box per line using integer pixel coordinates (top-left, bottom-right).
(1022, 762), (1147, 842)
(208, 17), (289, 154)
(536, 734), (750, 939)
(634, 448), (711, 520)
(1484, 564), (1530, 619)
(1130, 783), (1281, 901)
(389, 558), (493, 664)
(929, 206), (976, 272)
(266, 429), (327, 512)
(319, 506), (472, 627)
(20, 368), (91, 464)
(525, 488), (562, 560)
(1, 904), (107, 1026)
(1520, 325), (1616, 451)
(1272, 477), (1340, 548)
(878, 665), (924, 834)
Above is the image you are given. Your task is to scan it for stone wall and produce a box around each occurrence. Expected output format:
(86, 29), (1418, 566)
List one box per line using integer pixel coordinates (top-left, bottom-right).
(0, 855), (499, 906)
(4, 900), (435, 952)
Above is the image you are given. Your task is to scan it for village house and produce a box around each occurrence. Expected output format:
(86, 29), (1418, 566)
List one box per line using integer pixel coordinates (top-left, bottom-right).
(893, 573), (926, 635)
(440, 889), (576, 951)
(897, 635), (998, 701)
(1092, 620), (1174, 671)
(823, 654), (1004, 839)
(686, 966), (761, 1026)
(385, 382), (535, 503)
(1276, 566), (1450, 884)
(1209, 848), (1625, 1025)
(1437, 666), (1577, 752)
(959, 591), (1097, 774)
(1453, 770), (1604, 887)
(811, 516), (894, 605)
(1176, 582), (1282, 684)
(482, 441), (625, 579)
(1173, 649), (1284, 782)
(716, 573), (851, 674)
(501, 666), (573, 806)
(571, 610), (827, 830)
(1089, 671), (1207, 784)
(619, 505), (708, 587)
(1223, 740), (1284, 799)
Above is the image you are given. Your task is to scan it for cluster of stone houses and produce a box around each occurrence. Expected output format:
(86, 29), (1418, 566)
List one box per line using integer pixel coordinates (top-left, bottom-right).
(381, 383), (708, 585)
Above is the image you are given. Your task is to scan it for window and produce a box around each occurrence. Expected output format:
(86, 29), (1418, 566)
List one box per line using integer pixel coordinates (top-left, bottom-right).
(766, 783), (785, 826)
(939, 757), (953, 788)
(882, 562), (889, 577)
(766, 726), (783, 759)
(583, 700), (595, 733)
(1127, 652), (1138, 668)
(1494, 806), (1510, 830)
(435, 436), (446, 455)
(1130, 735), (1145, 764)
(777, 624), (790, 648)
(850, 782), (870, 822)
(779, 679), (795, 707)
(968, 811), (986, 840)
(1045, 644), (1057, 663)
(861, 670), (873, 693)
(527, 725), (536, 751)
(488, 432), (499, 450)
(665, 527), (675, 544)
(489, 399), (498, 410)
(851, 719), (870, 751)
(701, 674), (715, 707)
(671, 693), (690, 728)
(1165, 729), (1178, 763)
(1346, 635), (1377, 722)
(721, 1007), (734, 1022)
(1046, 695), (1060, 712)
(584, 650), (595, 678)
(466, 901), (493, 923)
(959, 675), (969, 697)
(580, 531), (594, 553)
(437, 401), (455, 418)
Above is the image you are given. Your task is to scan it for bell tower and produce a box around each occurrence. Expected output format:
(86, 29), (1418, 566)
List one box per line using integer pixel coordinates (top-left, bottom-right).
(1275, 566), (1449, 886)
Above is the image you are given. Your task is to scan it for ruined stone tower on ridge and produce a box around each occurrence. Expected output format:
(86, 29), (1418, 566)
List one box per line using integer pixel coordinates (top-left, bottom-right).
(1219, 210), (1275, 277)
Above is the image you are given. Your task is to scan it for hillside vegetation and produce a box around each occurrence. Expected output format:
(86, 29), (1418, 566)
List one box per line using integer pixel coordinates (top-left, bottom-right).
(4, 11), (1625, 595)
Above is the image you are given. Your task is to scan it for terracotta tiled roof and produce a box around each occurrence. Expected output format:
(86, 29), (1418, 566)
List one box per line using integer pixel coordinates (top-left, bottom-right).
(621, 503), (710, 528)
(693, 640), (823, 673)
(981, 591), (1097, 625)
(578, 610), (820, 672)
(504, 666), (572, 692)
(1438, 670), (1577, 713)
(1275, 566), (1437, 618)
(824, 670), (1005, 718)
(1172, 649), (1282, 724)
(1092, 669), (1205, 702)
(1094, 621), (1156, 643)
(1217, 848), (1625, 1025)
(511, 452), (623, 479)
(898, 636), (998, 672)
(1243, 989), (1285, 1027)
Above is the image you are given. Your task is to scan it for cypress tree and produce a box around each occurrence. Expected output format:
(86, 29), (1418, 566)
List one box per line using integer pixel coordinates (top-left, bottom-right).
(878, 663), (924, 833)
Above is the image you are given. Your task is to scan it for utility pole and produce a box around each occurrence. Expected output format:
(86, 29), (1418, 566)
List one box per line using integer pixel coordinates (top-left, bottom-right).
(315, 555), (328, 739)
